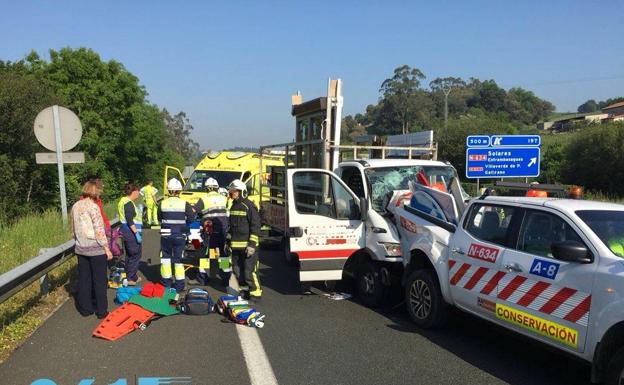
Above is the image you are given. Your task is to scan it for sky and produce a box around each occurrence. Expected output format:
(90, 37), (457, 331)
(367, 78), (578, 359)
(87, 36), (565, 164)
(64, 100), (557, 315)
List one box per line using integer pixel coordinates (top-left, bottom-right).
(1, 1), (623, 150)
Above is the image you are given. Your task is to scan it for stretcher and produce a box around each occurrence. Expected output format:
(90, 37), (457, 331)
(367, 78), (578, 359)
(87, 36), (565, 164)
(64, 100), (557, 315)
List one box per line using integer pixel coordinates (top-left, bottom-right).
(92, 303), (156, 341)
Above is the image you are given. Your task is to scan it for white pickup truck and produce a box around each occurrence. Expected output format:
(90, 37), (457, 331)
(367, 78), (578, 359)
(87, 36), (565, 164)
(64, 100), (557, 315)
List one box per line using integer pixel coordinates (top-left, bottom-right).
(268, 158), (466, 306)
(395, 190), (624, 384)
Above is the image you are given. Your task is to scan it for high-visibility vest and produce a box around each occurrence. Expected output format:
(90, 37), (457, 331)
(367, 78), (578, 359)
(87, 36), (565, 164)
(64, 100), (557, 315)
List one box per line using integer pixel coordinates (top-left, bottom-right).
(117, 196), (142, 226)
(141, 185), (157, 204)
(199, 191), (228, 220)
(160, 197), (188, 236)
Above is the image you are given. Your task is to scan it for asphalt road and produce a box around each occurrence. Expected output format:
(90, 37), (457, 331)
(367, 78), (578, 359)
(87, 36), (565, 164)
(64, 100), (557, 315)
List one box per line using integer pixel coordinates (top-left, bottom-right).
(0, 231), (593, 385)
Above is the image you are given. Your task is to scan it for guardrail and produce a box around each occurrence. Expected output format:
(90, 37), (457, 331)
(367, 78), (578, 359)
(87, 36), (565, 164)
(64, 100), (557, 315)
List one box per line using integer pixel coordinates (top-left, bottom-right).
(0, 219), (120, 305)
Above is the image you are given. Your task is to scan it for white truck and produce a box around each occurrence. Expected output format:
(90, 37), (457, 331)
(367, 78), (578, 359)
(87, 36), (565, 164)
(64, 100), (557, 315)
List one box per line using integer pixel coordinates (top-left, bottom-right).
(260, 78), (467, 306)
(395, 186), (624, 384)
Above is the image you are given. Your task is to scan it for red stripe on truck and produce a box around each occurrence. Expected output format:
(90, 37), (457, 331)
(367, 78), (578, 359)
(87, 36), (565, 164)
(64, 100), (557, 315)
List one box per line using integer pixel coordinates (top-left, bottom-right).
(296, 249), (358, 260)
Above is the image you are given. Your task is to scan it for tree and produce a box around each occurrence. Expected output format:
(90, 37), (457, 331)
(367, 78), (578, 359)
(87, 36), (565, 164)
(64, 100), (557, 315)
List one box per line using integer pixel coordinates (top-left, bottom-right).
(577, 99), (599, 113)
(22, 48), (187, 203)
(0, 63), (62, 223)
(378, 65), (426, 134)
(598, 97), (624, 109)
(429, 77), (466, 130)
(563, 122), (624, 195)
(341, 114), (367, 143)
(468, 79), (507, 113)
(506, 87), (555, 124)
(161, 109), (201, 163)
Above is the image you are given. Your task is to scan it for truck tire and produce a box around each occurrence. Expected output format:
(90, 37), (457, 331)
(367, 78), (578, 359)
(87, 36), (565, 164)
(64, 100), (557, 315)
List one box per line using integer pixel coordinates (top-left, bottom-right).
(282, 236), (297, 267)
(405, 269), (449, 329)
(357, 260), (384, 308)
(606, 346), (624, 385)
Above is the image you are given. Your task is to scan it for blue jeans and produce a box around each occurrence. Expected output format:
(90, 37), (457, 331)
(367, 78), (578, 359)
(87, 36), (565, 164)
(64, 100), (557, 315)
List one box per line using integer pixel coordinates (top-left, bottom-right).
(161, 234), (186, 290)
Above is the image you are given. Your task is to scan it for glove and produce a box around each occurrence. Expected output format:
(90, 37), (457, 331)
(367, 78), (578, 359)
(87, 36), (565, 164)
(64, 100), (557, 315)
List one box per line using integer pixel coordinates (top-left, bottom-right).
(245, 246), (255, 258)
(224, 244), (232, 256)
(135, 232), (142, 244)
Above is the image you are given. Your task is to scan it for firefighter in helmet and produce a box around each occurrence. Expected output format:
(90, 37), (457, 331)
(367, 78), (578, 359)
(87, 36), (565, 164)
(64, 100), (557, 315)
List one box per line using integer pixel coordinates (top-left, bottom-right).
(194, 177), (230, 285)
(158, 178), (194, 292)
(226, 179), (262, 301)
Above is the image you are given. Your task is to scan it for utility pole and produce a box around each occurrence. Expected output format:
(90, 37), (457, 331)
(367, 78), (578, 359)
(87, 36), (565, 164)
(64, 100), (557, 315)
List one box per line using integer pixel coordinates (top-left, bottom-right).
(443, 86), (451, 131)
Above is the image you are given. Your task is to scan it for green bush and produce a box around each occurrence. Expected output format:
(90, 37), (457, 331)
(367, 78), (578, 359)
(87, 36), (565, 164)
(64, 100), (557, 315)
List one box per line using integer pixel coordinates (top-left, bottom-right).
(563, 122), (624, 195)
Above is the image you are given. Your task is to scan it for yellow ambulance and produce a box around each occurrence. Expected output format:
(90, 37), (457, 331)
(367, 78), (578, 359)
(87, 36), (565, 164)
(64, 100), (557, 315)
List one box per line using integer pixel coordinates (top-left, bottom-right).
(163, 151), (285, 208)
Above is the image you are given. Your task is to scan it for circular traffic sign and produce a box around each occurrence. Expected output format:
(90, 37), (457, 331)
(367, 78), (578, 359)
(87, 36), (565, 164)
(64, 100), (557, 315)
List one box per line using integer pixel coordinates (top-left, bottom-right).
(33, 106), (82, 152)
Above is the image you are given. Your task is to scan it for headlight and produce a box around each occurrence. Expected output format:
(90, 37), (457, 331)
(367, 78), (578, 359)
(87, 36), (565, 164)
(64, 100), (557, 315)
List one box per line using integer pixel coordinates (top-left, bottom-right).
(380, 242), (401, 256)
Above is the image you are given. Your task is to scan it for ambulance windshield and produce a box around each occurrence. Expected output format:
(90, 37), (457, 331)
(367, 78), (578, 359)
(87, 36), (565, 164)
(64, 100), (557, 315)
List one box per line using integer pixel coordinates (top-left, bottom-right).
(576, 210), (624, 258)
(365, 165), (464, 212)
(185, 170), (241, 192)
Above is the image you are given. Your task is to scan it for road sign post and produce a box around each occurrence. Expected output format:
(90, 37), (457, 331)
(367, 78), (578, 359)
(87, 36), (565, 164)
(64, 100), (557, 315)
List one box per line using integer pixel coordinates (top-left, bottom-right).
(52, 106), (68, 224)
(34, 105), (84, 225)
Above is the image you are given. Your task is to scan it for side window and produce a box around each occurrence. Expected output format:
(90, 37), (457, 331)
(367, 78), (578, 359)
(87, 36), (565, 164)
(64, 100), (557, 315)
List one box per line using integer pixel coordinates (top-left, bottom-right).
(340, 167), (366, 199)
(518, 211), (584, 258)
(333, 179), (359, 220)
(293, 172), (358, 220)
(246, 175), (257, 196)
(464, 203), (517, 247)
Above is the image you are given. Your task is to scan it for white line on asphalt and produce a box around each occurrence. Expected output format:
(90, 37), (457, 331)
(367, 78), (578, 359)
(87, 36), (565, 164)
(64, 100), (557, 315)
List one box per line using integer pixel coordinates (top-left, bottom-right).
(236, 324), (279, 385)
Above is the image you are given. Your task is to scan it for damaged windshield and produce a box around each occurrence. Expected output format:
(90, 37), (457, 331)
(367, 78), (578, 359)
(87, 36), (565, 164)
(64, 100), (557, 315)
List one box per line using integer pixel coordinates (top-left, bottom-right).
(365, 165), (462, 212)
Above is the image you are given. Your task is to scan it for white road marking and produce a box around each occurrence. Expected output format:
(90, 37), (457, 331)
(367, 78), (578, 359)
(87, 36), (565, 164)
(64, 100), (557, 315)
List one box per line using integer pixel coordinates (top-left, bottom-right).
(236, 324), (279, 385)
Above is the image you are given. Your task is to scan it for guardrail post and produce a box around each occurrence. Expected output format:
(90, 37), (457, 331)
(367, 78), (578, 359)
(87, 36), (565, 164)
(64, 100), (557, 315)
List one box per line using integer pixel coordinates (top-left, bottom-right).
(39, 274), (50, 296)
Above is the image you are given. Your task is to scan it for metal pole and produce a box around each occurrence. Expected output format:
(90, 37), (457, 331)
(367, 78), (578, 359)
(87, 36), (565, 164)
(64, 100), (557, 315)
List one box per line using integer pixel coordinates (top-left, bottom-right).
(477, 178), (480, 195)
(444, 91), (449, 131)
(53, 105), (68, 225)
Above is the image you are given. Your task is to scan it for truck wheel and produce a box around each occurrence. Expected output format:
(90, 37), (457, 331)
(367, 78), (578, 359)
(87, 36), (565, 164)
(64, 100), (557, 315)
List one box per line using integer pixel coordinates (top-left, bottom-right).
(405, 269), (449, 329)
(282, 237), (298, 267)
(357, 260), (384, 308)
(606, 346), (624, 385)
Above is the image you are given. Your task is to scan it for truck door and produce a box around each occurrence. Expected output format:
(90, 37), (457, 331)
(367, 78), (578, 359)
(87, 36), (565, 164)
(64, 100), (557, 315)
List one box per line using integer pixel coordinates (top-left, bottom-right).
(497, 208), (596, 354)
(163, 166), (186, 197)
(287, 169), (365, 282)
(448, 202), (518, 321)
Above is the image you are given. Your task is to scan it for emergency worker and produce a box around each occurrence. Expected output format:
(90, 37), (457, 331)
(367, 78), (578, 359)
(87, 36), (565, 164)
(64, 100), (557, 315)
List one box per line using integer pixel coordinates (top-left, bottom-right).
(140, 179), (159, 226)
(158, 178), (195, 292)
(118, 183), (142, 285)
(194, 178), (230, 285)
(226, 179), (262, 301)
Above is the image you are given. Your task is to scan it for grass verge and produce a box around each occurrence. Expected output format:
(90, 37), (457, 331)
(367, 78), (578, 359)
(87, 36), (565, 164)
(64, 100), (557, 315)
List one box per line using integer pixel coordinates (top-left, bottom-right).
(0, 259), (75, 361)
(0, 202), (115, 361)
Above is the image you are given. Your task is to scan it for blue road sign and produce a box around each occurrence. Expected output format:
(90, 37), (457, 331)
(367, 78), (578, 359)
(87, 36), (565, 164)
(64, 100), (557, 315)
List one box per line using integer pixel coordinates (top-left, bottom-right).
(466, 135), (491, 147)
(489, 135), (541, 147)
(466, 147), (540, 178)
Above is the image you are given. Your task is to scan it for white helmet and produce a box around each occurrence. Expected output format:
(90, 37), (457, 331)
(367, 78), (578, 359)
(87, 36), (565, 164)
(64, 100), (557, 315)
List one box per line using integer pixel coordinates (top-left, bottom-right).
(167, 178), (183, 191)
(204, 177), (219, 190)
(227, 179), (247, 193)
(218, 187), (228, 196)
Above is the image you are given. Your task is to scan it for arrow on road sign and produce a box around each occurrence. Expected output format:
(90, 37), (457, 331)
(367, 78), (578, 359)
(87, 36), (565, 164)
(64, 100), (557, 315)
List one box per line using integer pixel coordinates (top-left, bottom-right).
(493, 137), (502, 146)
(528, 158), (537, 167)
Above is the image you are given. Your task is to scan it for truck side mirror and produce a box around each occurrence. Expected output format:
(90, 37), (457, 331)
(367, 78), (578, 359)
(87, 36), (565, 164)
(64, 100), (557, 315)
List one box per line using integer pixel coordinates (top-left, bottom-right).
(360, 198), (369, 221)
(551, 241), (593, 264)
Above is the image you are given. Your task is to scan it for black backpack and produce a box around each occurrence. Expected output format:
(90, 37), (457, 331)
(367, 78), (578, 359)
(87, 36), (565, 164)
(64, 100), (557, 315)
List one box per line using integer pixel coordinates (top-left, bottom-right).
(179, 288), (215, 315)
